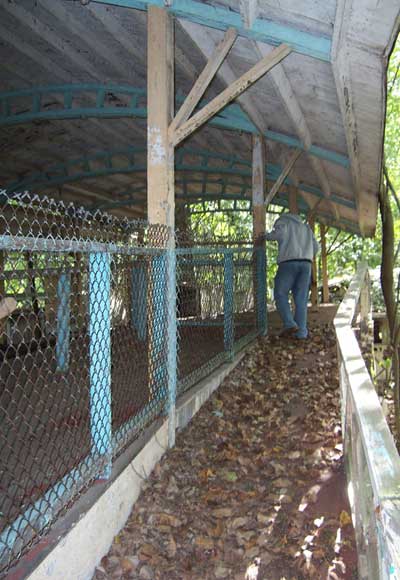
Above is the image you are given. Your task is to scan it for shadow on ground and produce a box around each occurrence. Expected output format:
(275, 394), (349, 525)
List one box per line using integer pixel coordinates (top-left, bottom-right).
(94, 312), (358, 580)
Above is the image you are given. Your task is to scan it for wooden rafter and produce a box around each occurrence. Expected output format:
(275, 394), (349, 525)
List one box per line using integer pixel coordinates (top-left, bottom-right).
(255, 42), (340, 221)
(265, 148), (302, 206)
(170, 44), (291, 147)
(169, 27), (237, 134)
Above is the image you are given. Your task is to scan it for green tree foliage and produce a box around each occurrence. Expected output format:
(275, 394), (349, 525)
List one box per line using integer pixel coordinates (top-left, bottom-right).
(386, 40), (400, 195)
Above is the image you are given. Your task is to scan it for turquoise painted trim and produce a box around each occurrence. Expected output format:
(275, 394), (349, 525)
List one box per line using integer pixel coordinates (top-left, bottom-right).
(0, 84), (349, 168)
(176, 246), (253, 255)
(178, 319), (254, 327)
(150, 254), (168, 398)
(166, 247), (177, 446)
(89, 252), (112, 479)
(0, 108), (147, 126)
(223, 252), (234, 355)
(56, 271), (71, 372)
(6, 145), (354, 210)
(92, 0), (331, 61)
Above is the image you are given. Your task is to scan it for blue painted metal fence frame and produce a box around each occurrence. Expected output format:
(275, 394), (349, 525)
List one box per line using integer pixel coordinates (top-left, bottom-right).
(0, 237), (265, 566)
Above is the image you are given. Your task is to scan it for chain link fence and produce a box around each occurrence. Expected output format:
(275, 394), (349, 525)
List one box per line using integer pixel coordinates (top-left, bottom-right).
(176, 244), (266, 393)
(0, 192), (267, 574)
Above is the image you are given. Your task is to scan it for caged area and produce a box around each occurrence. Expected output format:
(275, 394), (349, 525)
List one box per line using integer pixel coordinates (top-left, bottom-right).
(0, 193), (263, 573)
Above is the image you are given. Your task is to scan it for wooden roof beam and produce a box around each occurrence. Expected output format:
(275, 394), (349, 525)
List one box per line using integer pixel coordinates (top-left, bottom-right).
(91, 0), (331, 61)
(170, 27), (237, 133)
(265, 149), (302, 206)
(170, 43), (291, 146)
(256, 42), (340, 221)
(331, 0), (381, 236)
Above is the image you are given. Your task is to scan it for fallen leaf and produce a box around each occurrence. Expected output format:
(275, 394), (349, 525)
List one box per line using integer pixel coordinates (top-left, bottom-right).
(339, 510), (352, 527)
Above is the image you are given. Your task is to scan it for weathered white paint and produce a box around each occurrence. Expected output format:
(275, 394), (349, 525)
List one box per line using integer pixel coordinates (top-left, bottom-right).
(331, 0), (400, 235)
(22, 352), (247, 580)
(147, 126), (166, 165)
(239, 0), (258, 29)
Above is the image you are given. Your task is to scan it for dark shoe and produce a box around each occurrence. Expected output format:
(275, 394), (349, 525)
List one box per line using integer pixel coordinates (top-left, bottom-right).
(279, 326), (299, 337)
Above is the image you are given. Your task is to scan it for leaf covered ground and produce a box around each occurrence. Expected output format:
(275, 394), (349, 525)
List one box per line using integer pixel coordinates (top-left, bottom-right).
(94, 325), (358, 580)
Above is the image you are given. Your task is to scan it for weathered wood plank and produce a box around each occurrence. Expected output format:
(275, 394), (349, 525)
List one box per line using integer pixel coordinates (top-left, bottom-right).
(252, 134), (266, 238)
(320, 224), (329, 303)
(147, 6), (175, 228)
(239, 0), (258, 29)
(172, 44), (291, 147)
(265, 148), (302, 206)
(169, 27), (237, 134)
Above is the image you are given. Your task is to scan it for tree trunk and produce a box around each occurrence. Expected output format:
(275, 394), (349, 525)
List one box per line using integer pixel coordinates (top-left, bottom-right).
(379, 173), (400, 438)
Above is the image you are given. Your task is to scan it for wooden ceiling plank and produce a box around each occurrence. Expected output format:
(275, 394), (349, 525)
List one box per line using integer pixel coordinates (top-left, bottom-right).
(172, 43), (291, 147)
(0, 22), (71, 81)
(2, 2), (99, 79)
(170, 27), (237, 133)
(40, 0), (137, 81)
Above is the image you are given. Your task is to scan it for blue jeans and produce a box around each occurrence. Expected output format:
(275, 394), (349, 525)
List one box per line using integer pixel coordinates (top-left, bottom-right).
(274, 260), (312, 338)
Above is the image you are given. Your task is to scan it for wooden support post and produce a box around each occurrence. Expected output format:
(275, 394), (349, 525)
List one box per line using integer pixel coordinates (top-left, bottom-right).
(147, 6), (177, 448)
(289, 184), (299, 214)
(252, 134), (267, 335)
(309, 218), (319, 308)
(320, 224), (329, 304)
(147, 5), (175, 228)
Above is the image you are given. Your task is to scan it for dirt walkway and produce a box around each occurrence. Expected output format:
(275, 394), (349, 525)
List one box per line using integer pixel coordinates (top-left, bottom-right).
(94, 325), (358, 580)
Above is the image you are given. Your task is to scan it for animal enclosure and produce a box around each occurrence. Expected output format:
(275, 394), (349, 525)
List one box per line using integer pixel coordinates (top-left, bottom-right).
(0, 192), (263, 573)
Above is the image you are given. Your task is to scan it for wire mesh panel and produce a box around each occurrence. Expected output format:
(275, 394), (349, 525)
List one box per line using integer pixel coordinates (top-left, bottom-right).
(0, 192), (266, 573)
(0, 193), (171, 572)
(176, 246), (262, 393)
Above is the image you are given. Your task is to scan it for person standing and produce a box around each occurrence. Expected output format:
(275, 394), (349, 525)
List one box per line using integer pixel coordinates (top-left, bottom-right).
(264, 213), (319, 339)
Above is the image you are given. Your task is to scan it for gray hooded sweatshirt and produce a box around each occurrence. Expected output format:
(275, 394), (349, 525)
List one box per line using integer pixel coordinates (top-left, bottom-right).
(265, 213), (319, 264)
